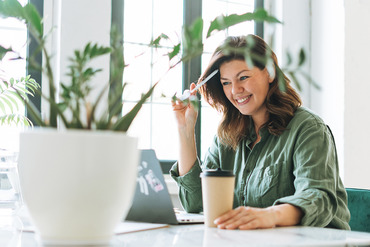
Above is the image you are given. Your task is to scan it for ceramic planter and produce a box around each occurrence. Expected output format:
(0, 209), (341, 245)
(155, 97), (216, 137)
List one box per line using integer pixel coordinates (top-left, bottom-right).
(18, 129), (139, 245)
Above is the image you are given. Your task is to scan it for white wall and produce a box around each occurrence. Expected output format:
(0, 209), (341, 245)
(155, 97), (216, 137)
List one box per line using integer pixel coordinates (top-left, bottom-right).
(344, 0), (370, 189)
(267, 0), (345, 175)
(270, 0), (370, 189)
(310, 1), (345, 181)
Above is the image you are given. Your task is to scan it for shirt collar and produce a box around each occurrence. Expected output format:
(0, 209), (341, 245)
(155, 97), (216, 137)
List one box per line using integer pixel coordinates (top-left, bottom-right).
(245, 120), (270, 147)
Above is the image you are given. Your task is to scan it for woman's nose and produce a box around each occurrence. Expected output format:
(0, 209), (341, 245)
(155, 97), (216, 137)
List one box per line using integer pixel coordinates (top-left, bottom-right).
(231, 81), (243, 95)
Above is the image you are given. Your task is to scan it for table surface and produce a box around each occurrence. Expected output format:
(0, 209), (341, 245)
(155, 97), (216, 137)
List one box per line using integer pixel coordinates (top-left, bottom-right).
(1, 214), (370, 247)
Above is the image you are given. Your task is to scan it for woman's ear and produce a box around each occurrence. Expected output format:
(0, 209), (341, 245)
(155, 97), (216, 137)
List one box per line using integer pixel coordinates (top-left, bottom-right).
(269, 75), (274, 83)
(266, 66), (275, 83)
(265, 67), (275, 83)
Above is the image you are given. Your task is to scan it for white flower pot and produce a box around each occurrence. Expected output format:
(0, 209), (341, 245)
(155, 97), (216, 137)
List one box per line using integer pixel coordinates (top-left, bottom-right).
(18, 129), (139, 245)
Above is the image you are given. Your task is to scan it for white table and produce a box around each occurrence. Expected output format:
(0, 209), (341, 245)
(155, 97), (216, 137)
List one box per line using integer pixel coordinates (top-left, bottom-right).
(2, 215), (370, 246)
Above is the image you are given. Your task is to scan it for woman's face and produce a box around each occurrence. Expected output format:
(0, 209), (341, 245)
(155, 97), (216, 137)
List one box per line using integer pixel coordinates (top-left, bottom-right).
(220, 59), (273, 121)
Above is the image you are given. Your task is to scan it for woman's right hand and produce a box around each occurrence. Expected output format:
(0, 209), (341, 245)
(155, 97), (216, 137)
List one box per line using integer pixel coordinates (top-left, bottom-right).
(171, 83), (198, 176)
(171, 83), (198, 132)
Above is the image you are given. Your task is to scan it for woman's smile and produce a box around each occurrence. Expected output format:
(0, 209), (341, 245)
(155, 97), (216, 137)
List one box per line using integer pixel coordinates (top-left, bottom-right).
(235, 94), (252, 105)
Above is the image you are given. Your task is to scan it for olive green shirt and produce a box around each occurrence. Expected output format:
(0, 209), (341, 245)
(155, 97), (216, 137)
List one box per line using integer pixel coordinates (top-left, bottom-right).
(170, 107), (350, 230)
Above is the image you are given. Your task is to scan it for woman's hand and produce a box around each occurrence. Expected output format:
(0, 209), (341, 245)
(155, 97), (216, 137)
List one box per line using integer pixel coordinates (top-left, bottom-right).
(172, 83), (199, 176)
(171, 83), (198, 132)
(214, 204), (303, 230)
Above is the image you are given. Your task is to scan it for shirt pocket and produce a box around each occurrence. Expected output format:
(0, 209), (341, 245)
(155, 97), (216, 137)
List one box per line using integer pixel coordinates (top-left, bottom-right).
(255, 161), (287, 206)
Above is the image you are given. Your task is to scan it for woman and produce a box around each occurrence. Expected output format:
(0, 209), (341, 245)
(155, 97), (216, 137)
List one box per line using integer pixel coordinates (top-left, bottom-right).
(171, 34), (350, 230)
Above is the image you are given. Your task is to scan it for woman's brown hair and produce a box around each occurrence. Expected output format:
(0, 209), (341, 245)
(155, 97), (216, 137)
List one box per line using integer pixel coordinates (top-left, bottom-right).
(199, 35), (302, 150)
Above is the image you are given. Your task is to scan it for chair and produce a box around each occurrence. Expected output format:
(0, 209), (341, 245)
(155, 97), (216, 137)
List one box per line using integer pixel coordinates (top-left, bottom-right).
(346, 188), (370, 232)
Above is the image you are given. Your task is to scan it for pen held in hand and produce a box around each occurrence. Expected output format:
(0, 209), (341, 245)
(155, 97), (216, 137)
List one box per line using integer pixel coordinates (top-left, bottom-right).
(177, 69), (219, 101)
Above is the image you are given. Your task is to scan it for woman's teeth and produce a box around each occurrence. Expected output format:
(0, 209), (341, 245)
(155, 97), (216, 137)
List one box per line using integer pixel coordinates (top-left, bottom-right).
(236, 95), (251, 103)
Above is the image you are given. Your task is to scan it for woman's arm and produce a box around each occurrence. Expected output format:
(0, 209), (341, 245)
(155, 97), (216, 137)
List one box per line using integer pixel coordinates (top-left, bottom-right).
(172, 83), (198, 176)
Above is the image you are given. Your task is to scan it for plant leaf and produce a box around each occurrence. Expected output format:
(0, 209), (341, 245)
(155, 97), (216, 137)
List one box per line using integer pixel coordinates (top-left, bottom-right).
(23, 2), (43, 37)
(0, 45), (13, 60)
(111, 82), (158, 132)
(182, 17), (203, 60)
(276, 67), (286, 92)
(207, 8), (281, 38)
(287, 71), (301, 91)
(168, 43), (181, 60)
(0, 0), (24, 20)
(0, 114), (32, 127)
(299, 71), (321, 90)
(298, 48), (306, 66)
(150, 33), (170, 48)
(0, 100), (6, 114)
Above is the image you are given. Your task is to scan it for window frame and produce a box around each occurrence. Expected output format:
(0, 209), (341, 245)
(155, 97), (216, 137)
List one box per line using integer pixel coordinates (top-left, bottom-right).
(26, 0), (43, 123)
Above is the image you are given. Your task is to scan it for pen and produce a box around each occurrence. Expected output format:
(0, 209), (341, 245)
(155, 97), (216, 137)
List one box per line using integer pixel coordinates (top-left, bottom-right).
(178, 69), (219, 101)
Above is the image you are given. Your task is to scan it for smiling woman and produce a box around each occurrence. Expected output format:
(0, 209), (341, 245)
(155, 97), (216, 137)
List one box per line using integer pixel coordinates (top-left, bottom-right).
(170, 34), (350, 230)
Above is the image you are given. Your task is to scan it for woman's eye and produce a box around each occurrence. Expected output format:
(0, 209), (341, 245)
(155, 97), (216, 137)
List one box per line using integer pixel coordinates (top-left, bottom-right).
(222, 81), (230, 86)
(240, 76), (249, 80)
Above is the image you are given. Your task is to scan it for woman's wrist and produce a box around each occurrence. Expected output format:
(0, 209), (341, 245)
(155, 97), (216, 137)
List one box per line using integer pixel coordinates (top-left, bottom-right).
(268, 204), (303, 227)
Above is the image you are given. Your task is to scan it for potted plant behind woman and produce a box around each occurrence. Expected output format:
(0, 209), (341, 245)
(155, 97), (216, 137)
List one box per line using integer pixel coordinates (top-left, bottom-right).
(0, 0), (284, 245)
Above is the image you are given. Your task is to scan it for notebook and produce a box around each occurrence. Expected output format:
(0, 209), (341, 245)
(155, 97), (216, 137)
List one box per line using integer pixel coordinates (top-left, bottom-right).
(125, 149), (204, 225)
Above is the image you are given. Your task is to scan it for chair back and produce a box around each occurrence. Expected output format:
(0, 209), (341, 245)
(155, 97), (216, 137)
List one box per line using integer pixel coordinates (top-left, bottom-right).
(346, 188), (370, 232)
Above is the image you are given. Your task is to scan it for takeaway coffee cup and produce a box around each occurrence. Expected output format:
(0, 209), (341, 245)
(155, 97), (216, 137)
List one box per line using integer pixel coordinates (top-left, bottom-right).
(200, 168), (235, 227)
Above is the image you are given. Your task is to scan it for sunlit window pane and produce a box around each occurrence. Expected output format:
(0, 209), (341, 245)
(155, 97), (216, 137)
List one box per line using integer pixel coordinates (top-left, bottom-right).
(123, 0), (153, 43)
(123, 0), (183, 161)
(0, 7), (28, 151)
(123, 103), (152, 148)
(123, 44), (152, 101)
(151, 103), (179, 160)
(123, 0), (255, 162)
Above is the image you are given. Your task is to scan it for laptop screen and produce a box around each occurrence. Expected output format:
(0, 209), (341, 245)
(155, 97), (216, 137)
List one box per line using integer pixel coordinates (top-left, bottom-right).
(125, 149), (178, 224)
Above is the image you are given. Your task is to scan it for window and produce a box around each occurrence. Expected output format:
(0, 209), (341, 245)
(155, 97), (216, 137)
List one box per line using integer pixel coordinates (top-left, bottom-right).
(0, 0), (259, 166)
(122, 0), (258, 172)
(0, 0), (29, 151)
(122, 0), (183, 163)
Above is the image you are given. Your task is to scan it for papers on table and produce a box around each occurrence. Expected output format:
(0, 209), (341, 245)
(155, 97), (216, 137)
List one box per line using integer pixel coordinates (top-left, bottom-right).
(18, 220), (168, 235)
(115, 221), (168, 234)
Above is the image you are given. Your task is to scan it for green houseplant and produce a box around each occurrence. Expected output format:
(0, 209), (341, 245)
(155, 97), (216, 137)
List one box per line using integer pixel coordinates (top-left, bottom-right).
(0, 76), (39, 127)
(0, 0), (313, 245)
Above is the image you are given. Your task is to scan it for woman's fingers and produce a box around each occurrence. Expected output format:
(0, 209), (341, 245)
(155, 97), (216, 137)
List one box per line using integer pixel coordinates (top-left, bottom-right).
(215, 207), (253, 229)
(214, 206), (277, 230)
(214, 207), (244, 224)
(189, 83), (197, 93)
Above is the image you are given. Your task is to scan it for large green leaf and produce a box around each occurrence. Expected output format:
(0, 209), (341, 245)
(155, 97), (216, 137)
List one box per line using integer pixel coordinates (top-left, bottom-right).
(111, 82), (157, 132)
(0, 0), (24, 20)
(0, 0), (42, 37)
(23, 3), (43, 37)
(207, 8), (281, 38)
(182, 17), (203, 59)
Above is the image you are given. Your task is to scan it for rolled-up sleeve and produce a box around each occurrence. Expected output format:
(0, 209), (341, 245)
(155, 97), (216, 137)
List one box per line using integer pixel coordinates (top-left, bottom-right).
(170, 158), (203, 213)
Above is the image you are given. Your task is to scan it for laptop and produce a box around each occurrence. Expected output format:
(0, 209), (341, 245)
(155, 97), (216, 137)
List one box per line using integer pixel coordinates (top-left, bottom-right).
(125, 149), (204, 225)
